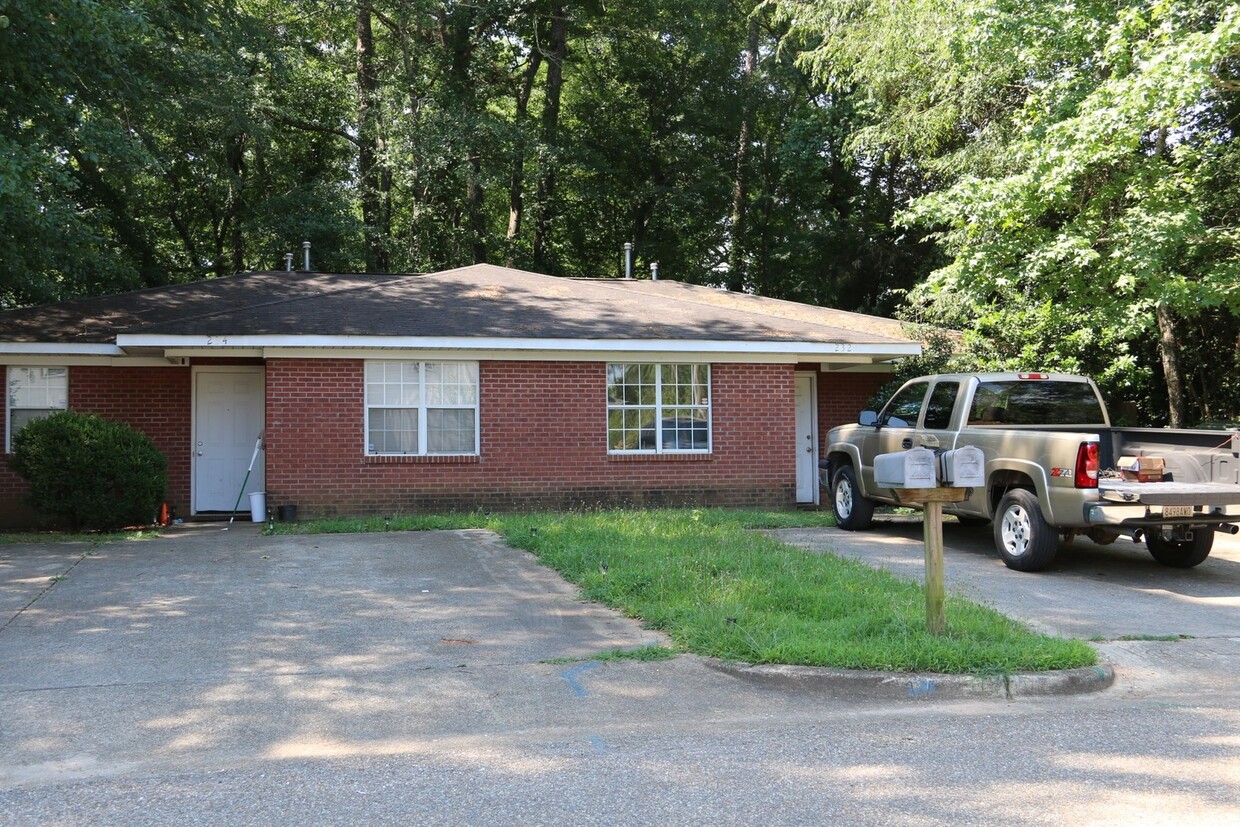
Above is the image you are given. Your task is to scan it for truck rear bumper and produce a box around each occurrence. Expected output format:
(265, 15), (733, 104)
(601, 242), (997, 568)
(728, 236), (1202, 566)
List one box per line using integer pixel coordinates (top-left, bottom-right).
(1088, 502), (1240, 527)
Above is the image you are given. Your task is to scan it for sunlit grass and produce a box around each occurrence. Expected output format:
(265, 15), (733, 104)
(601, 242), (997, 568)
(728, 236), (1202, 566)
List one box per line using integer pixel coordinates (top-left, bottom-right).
(272, 507), (1096, 674)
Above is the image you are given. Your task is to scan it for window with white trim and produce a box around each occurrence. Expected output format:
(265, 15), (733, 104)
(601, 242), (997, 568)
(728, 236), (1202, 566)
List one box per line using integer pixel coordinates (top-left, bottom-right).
(607, 363), (710, 453)
(365, 361), (479, 455)
(7, 366), (68, 452)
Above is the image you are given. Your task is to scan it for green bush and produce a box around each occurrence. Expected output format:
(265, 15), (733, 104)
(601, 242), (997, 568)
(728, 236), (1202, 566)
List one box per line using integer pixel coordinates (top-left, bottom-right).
(9, 411), (167, 531)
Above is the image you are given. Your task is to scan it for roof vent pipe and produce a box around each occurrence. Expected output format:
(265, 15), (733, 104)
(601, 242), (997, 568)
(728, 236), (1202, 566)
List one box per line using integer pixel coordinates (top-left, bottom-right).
(302, 241), (311, 271)
(623, 242), (634, 279)
(283, 253), (294, 272)
(650, 261), (659, 281)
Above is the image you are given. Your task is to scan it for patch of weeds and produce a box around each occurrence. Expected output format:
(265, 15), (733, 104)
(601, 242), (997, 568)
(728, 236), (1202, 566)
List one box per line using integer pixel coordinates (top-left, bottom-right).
(0, 528), (160, 545)
(542, 645), (677, 665)
(263, 513), (491, 535)
(1116, 634), (1193, 642)
(493, 509), (1096, 675)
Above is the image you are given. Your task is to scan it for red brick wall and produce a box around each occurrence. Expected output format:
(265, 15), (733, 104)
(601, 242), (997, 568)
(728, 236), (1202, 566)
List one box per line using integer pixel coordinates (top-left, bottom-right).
(816, 371), (889, 447)
(0, 365), (191, 527)
(265, 359), (799, 516)
(0, 358), (888, 526)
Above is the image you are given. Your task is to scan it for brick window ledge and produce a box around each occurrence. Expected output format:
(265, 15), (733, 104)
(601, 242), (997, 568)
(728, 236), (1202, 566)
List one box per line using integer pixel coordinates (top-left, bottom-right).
(364, 454), (481, 465)
(608, 453), (714, 463)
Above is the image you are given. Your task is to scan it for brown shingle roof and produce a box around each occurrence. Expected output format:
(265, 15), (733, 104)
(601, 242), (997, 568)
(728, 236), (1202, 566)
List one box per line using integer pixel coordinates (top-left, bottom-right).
(0, 264), (916, 348)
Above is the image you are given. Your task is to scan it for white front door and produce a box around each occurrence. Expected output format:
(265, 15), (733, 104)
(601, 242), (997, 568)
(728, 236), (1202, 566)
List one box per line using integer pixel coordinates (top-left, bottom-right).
(794, 373), (818, 504)
(193, 369), (265, 512)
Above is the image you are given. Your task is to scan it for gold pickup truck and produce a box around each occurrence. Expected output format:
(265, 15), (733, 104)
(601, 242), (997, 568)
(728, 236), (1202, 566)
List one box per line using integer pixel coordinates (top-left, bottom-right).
(824, 372), (1240, 572)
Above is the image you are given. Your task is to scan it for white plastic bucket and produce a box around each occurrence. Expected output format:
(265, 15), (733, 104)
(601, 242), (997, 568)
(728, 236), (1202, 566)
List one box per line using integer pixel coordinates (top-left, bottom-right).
(249, 492), (267, 523)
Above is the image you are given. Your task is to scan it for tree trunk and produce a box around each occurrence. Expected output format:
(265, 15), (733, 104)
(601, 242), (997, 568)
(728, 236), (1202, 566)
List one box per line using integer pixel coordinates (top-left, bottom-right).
(506, 36), (545, 266)
(726, 16), (758, 293)
(468, 149), (487, 263)
(357, 4), (389, 273)
(532, 5), (567, 271)
(226, 132), (247, 274)
(70, 150), (165, 285)
(1157, 304), (1188, 427)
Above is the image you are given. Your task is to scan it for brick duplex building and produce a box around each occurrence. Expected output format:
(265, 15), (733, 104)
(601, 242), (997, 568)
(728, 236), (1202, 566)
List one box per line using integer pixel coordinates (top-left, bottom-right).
(0, 264), (917, 526)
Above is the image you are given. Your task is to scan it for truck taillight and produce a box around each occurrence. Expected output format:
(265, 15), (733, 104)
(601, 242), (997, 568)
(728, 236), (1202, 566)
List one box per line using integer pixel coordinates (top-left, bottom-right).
(1019, 373), (1049, 380)
(1075, 441), (1099, 488)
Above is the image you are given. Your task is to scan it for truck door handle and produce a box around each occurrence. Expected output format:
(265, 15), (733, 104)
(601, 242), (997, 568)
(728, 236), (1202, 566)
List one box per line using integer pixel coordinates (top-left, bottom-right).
(901, 438), (913, 449)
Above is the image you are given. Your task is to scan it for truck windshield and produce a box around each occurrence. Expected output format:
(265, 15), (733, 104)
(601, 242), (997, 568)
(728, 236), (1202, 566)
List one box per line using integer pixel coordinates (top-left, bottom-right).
(968, 380), (1105, 426)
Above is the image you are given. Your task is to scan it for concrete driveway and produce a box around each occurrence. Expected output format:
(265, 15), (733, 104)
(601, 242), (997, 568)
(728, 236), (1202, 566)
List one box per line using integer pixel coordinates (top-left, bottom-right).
(0, 525), (669, 789)
(2, 522), (1239, 825)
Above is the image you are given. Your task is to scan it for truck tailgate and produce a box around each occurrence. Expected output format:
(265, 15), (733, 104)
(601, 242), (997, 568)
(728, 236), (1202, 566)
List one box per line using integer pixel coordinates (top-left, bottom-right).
(1099, 480), (1240, 506)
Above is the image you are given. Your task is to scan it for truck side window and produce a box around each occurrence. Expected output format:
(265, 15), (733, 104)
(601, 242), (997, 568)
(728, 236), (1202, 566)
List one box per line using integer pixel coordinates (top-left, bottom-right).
(880, 382), (930, 427)
(923, 382), (961, 430)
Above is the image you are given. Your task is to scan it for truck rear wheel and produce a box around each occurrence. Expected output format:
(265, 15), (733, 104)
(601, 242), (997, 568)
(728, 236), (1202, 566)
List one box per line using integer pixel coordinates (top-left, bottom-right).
(994, 489), (1059, 572)
(1145, 528), (1213, 568)
(831, 466), (875, 531)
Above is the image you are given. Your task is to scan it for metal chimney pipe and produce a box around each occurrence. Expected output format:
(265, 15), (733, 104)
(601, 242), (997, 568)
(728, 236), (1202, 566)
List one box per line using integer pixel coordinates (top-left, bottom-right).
(650, 261), (659, 281)
(623, 242), (633, 279)
(283, 253), (294, 272)
(302, 241), (311, 271)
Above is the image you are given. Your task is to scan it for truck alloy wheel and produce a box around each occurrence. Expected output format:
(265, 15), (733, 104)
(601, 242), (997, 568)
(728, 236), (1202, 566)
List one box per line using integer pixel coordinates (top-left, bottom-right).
(831, 466), (875, 531)
(994, 489), (1059, 572)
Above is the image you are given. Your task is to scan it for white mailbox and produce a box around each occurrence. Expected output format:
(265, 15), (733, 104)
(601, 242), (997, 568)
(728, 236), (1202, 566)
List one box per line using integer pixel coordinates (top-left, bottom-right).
(940, 445), (985, 488)
(874, 447), (938, 489)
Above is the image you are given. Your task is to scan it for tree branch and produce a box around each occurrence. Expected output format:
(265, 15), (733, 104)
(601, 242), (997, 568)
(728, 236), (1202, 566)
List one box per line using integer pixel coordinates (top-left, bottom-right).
(259, 106), (359, 148)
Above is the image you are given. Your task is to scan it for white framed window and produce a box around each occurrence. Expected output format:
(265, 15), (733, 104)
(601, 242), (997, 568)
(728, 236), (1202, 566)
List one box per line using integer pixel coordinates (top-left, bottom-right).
(6, 366), (69, 452)
(365, 361), (479, 455)
(607, 363), (710, 453)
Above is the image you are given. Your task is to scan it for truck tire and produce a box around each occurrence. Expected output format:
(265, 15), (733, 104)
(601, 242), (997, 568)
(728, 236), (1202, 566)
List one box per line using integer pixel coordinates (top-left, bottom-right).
(1145, 528), (1213, 568)
(831, 466), (875, 531)
(994, 489), (1059, 572)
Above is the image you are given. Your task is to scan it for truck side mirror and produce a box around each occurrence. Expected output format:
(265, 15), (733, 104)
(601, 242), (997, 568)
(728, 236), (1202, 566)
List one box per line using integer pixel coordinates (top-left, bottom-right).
(858, 410), (879, 427)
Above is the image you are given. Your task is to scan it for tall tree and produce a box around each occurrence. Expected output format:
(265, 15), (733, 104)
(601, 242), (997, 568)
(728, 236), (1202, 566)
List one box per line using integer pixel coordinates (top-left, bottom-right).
(779, 0), (1240, 424)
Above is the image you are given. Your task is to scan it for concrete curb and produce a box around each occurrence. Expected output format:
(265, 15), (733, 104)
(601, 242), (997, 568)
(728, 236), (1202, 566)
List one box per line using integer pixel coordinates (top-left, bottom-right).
(704, 658), (1115, 701)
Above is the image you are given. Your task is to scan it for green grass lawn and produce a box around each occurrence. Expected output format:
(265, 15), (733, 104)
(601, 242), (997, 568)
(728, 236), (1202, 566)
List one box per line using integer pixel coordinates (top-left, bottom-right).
(267, 508), (1095, 675)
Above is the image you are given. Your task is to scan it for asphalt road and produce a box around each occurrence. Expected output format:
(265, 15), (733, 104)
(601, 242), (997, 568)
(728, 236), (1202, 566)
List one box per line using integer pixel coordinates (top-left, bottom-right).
(1, 522), (1237, 825)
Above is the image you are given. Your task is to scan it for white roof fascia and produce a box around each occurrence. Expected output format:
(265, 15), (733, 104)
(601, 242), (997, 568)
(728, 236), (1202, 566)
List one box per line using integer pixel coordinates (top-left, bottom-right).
(120, 333), (921, 359)
(0, 343), (126, 356)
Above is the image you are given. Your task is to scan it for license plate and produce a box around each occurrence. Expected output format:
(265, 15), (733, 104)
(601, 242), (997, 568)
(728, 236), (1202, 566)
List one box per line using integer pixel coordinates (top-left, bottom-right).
(1161, 505), (1193, 518)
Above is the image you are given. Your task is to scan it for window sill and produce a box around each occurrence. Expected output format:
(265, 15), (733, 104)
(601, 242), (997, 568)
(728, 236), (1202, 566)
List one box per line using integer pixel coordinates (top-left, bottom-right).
(364, 454), (480, 465)
(608, 453), (713, 463)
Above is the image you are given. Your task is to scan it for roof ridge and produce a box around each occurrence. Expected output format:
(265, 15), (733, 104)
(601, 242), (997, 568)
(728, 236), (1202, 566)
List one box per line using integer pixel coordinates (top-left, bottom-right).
(586, 279), (914, 344)
(124, 272), (419, 332)
(0, 270), (259, 318)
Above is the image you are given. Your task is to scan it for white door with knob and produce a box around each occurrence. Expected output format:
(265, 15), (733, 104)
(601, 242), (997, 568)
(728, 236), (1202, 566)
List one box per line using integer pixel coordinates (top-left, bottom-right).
(193, 368), (265, 513)
(794, 373), (818, 504)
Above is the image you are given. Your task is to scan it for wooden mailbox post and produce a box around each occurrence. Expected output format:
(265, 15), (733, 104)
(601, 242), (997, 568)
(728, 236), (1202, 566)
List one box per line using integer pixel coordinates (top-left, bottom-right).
(894, 487), (966, 636)
(876, 446), (984, 636)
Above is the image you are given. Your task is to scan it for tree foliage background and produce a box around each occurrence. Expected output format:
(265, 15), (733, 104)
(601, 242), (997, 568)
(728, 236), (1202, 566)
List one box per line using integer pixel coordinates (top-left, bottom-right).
(1, 0), (1237, 425)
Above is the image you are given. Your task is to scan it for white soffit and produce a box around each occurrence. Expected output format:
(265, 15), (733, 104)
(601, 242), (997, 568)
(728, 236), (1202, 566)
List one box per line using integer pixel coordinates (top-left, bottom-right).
(119, 333), (920, 361)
